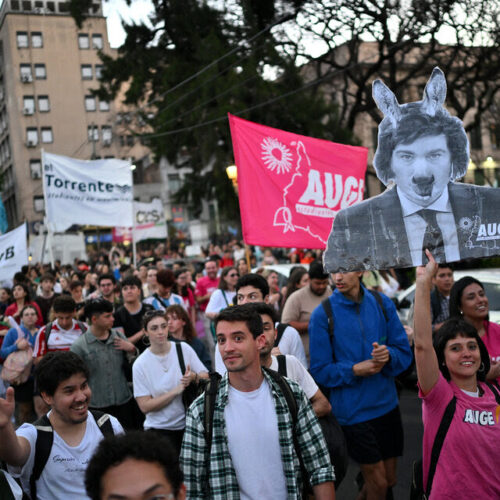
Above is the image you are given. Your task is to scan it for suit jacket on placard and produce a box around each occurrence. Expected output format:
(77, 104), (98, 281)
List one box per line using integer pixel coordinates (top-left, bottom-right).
(324, 182), (500, 272)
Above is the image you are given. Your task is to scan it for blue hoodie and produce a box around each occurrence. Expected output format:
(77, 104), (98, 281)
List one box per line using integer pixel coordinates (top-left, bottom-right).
(309, 285), (412, 425)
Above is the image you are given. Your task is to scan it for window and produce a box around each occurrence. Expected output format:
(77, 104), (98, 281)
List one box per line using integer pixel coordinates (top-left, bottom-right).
(34, 195), (44, 213)
(126, 135), (134, 146)
(95, 64), (103, 79)
(20, 64), (32, 82)
(23, 96), (35, 114)
(81, 64), (92, 80)
(490, 124), (500, 150)
(26, 128), (38, 146)
(78, 34), (89, 49)
(470, 119), (482, 150)
(101, 126), (112, 144)
(84, 95), (96, 111)
(31, 32), (43, 48)
(92, 34), (103, 49)
(16, 31), (28, 48)
(34, 64), (46, 79)
(88, 125), (99, 141)
(30, 159), (42, 179)
(41, 127), (53, 143)
(99, 100), (110, 111)
(38, 95), (50, 112)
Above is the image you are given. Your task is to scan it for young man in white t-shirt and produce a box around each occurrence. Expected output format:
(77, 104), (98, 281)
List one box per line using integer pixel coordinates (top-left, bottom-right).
(254, 302), (331, 418)
(0, 351), (123, 500)
(180, 304), (335, 500)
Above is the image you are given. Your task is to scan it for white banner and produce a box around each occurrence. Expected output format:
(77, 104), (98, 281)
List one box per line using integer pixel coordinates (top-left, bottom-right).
(0, 223), (28, 281)
(133, 199), (167, 242)
(42, 152), (133, 232)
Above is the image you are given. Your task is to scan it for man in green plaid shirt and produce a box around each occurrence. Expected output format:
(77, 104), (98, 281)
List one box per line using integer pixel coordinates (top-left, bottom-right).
(180, 304), (335, 499)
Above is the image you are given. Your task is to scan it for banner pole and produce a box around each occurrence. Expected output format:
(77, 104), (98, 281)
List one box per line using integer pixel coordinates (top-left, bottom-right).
(41, 149), (55, 268)
(130, 162), (137, 269)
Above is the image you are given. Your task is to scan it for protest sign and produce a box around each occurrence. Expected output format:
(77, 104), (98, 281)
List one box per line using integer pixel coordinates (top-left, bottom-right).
(42, 152), (133, 232)
(0, 224), (28, 281)
(324, 67), (500, 272)
(228, 114), (368, 249)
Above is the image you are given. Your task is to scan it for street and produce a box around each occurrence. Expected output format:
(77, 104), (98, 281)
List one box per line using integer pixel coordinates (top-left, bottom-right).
(336, 387), (423, 499)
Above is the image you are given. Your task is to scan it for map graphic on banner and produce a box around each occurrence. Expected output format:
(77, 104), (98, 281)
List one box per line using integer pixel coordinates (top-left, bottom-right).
(114, 199), (167, 243)
(0, 223), (28, 281)
(42, 152), (133, 232)
(228, 114), (368, 249)
(324, 67), (500, 272)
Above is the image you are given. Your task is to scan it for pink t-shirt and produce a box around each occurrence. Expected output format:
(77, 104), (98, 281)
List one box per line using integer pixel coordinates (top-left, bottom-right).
(482, 321), (500, 383)
(195, 276), (219, 312)
(420, 374), (500, 498)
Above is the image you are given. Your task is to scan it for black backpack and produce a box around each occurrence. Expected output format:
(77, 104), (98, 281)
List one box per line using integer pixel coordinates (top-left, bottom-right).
(275, 355), (348, 489)
(274, 323), (288, 347)
(29, 410), (114, 499)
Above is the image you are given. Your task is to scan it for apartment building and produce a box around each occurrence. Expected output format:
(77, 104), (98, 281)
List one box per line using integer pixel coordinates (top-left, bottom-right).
(0, 0), (155, 233)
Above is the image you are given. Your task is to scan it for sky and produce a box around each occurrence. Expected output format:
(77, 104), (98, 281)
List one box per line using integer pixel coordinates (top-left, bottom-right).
(102, 0), (153, 48)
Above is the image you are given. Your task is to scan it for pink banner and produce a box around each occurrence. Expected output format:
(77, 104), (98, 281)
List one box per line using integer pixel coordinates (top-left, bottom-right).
(228, 114), (368, 249)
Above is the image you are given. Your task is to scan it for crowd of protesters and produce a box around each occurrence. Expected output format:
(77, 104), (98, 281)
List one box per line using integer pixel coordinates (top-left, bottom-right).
(0, 240), (498, 499)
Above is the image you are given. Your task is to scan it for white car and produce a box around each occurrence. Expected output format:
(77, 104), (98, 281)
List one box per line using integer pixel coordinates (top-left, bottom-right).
(251, 263), (310, 288)
(395, 269), (500, 325)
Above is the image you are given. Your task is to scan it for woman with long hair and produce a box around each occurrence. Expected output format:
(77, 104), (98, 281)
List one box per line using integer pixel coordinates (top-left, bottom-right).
(413, 251), (500, 498)
(173, 268), (196, 326)
(0, 305), (40, 424)
(449, 276), (500, 382)
(282, 267), (309, 307)
(205, 266), (238, 320)
(132, 310), (208, 457)
(262, 268), (281, 313)
(5, 283), (43, 327)
(166, 304), (211, 371)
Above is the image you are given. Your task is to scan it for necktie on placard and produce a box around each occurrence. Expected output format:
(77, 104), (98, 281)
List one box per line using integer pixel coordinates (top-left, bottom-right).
(419, 209), (446, 263)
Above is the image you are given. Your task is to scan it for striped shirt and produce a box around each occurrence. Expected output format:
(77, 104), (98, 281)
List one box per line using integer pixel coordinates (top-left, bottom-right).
(33, 320), (86, 358)
(180, 370), (334, 499)
(143, 292), (185, 311)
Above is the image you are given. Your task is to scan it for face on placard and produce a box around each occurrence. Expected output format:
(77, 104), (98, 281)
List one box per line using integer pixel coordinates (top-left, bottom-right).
(100, 458), (185, 500)
(236, 286), (266, 305)
(216, 320), (265, 373)
(42, 372), (91, 425)
(391, 134), (452, 207)
(443, 335), (481, 381)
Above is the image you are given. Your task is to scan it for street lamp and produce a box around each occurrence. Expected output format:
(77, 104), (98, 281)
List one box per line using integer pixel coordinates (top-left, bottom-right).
(226, 164), (238, 190)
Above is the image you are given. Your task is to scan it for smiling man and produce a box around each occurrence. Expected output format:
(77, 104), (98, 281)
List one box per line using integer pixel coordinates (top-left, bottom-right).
(325, 67), (500, 272)
(181, 304), (335, 500)
(0, 352), (123, 499)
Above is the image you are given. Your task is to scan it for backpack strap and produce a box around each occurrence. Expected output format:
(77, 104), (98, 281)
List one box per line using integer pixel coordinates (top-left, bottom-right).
(275, 323), (288, 347)
(321, 298), (336, 361)
(31, 415), (53, 500)
(369, 290), (388, 322)
(425, 396), (456, 497)
(175, 342), (186, 374)
(276, 355), (287, 377)
(44, 322), (53, 346)
(203, 372), (222, 451)
(89, 409), (114, 437)
(76, 321), (87, 334)
(485, 381), (500, 404)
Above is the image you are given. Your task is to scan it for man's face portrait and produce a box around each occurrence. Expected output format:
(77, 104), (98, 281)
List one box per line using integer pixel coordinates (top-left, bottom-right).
(391, 133), (452, 207)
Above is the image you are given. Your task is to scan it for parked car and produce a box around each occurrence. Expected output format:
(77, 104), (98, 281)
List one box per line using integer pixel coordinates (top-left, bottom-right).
(394, 269), (500, 325)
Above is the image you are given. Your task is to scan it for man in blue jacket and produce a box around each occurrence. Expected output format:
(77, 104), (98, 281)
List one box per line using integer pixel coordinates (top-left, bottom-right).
(309, 271), (412, 500)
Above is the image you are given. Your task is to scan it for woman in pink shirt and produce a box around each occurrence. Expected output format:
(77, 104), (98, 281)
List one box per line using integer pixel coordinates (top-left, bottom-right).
(414, 252), (500, 499)
(449, 276), (500, 382)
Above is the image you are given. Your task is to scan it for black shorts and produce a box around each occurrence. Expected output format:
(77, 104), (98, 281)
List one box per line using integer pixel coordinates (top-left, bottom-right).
(341, 406), (404, 465)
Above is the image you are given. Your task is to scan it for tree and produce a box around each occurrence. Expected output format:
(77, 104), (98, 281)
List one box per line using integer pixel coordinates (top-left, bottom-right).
(285, 0), (500, 132)
(70, 0), (352, 220)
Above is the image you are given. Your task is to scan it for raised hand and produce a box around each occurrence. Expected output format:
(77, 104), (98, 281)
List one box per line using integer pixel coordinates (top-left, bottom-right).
(416, 249), (438, 283)
(0, 387), (15, 428)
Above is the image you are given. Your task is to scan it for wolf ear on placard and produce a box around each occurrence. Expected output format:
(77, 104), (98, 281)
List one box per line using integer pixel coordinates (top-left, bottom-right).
(422, 67), (447, 117)
(372, 79), (401, 128)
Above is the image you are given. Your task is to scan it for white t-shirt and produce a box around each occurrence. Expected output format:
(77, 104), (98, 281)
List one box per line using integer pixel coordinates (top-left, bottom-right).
(205, 289), (235, 314)
(225, 379), (287, 500)
(9, 412), (123, 500)
(269, 355), (318, 399)
(133, 342), (207, 431)
(215, 323), (307, 374)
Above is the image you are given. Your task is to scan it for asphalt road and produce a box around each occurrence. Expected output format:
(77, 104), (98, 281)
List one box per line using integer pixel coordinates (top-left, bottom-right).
(335, 387), (423, 500)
